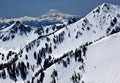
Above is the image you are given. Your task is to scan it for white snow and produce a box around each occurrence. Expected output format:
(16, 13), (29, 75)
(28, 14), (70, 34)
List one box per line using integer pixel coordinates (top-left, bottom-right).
(0, 3), (120, 83)
(82, 32), (120, 83)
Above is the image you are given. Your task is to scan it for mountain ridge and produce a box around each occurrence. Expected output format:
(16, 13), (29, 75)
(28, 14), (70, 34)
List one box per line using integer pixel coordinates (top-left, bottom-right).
(0, 3), (120, 83)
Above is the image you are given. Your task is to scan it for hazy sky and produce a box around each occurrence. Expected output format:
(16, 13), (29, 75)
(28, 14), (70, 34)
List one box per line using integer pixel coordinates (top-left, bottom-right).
(0, 0), (120, 18)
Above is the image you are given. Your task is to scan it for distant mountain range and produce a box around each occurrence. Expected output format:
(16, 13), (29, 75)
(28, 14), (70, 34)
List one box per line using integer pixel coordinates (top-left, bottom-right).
(0, 3), (120, 83)
(0, 9), (80, 28)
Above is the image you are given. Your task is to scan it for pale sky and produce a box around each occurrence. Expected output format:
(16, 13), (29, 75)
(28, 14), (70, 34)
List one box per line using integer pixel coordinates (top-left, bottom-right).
(0, 0), (120, 18)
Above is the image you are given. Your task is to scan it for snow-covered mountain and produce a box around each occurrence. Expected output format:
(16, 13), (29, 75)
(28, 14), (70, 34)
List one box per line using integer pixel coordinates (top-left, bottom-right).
(0, 3), (120, 83)
(0, 21), (38, 50)
(0, 9), (79, 50)
(0, 9), (80, 28)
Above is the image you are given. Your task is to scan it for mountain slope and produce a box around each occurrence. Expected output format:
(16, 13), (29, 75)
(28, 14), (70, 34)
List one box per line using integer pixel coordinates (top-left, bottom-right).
(39, 28), (120, 83)
(0, 3), (120, 83)
(81, 31), (120, 83)
(0, 9), (80, 50)
(0, 21), (38, 50)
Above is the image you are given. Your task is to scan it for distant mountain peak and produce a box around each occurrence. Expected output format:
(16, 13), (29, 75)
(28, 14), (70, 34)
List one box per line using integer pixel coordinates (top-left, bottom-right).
(48, 9), (61, 14)
(41, 9), (74, 18)
(0, 9), (80, 28)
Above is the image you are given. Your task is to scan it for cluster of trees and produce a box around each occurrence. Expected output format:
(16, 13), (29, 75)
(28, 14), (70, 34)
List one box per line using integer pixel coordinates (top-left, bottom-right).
(0, 34), (3, 39)
(110, 17), (117, 27)
(68, 18), (78, 25)
(26, 41), (52, 60)
(106, 17), (119, 35)
(46, 28), (49, 33)
(43, 56), (54, 69)
(46, 37), (50, 42)
(75, 31), (82, 39)
(0, 52), (5, 60)
(2, 21), (31, 42)
(7, 51), (15, 60)
(39, 72), (45, 83)
(107, 26), (120, 36)
(20, 25), (31, 34)
(7, 63), (17, 81)
(26, 40), (37, 52)
(0, 69), (6, 79)
(117, 13), (120, 17)
(0, 54), (18, 70)
(33, 44), (52, 66)
(32, 44), (87, 82)
(0, 60), (28, 82)
(39, 44), (52, 57)
(51, 69), (58, 83)
(43, 51), (72, 69)
(75, 49), (83, 62)
(82, 45), (87, 57)
(82, 18), (89, 28)
(71, 71), (81, 83)
(7, 61), (27, 81)
(62, 60), (68, 68)
(93, 7), (100, 13)
(19, 62), (27, 79)
(11, 35), (15, 39)
(26, 45), (32, 53)
(103, 3), (110, 10)
(32, 71), (45, 83)
(53, 31), (65, 44)
(110, 26), (120, 35)
(62, 58), (70, 67)
(43, 58), (49, 69)
(35, 27), (44, 35)
(1, 34), (14, 41)
(11, 21), (31, 35)
(81, 18), (92, 32)
(45, 43), (52, 54)
(56, 24), (66, 30)
(57, 51), (73, 68)
(74, 45), (87, 63)
(68, 32), (71, 37)
(33, 51), (42, 66)
(2, 36), (10, 42)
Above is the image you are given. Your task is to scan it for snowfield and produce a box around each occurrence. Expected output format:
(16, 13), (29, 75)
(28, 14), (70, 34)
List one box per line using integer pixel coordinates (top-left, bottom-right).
(82, 32), (120, 83)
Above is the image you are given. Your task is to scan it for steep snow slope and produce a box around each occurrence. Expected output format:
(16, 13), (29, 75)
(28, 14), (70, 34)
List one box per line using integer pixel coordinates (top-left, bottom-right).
(33, 2), (120, 58)
(40, 29), (120, 83)
(86, 3), (120, 36)
(0, 21), (68, 50)
(81, 31), (120, 83)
